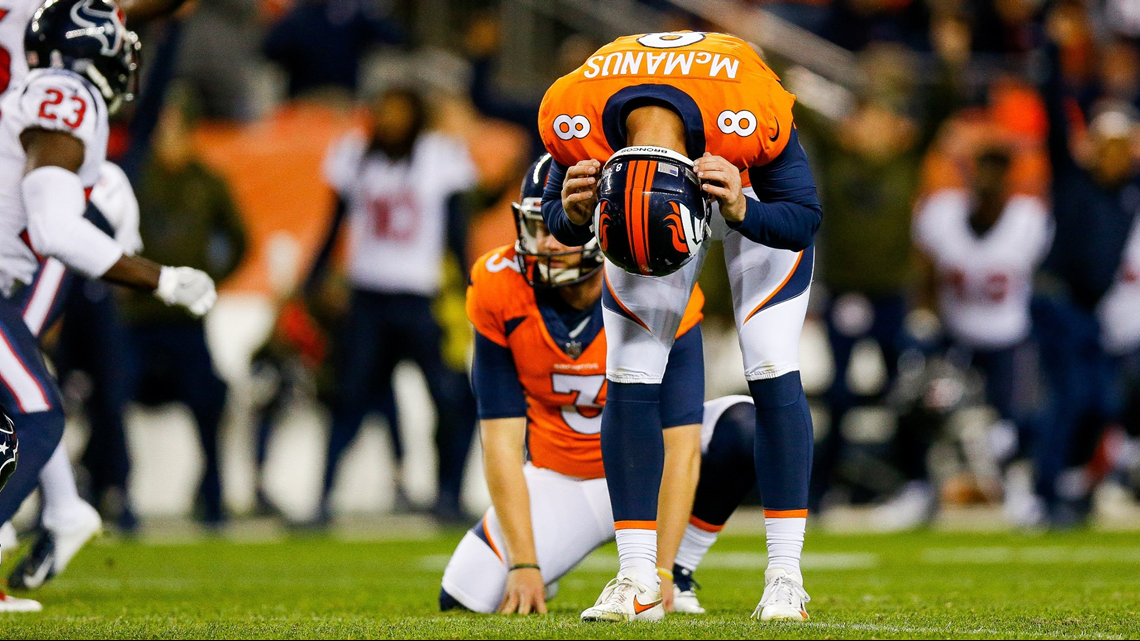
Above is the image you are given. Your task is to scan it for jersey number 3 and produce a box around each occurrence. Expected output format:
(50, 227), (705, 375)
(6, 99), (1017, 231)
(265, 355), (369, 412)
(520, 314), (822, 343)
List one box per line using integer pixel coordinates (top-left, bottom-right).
(552, 373), (605, 435)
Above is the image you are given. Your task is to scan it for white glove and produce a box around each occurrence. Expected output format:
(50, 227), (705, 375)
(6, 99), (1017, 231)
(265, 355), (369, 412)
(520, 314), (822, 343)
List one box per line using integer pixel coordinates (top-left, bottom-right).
(155, 266), (217, 317)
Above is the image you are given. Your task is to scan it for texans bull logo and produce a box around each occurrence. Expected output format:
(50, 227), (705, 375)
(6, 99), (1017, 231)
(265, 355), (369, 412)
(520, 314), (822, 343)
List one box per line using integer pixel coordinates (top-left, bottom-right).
(67, 0), (126, 56)
(0, 415), (16, 493)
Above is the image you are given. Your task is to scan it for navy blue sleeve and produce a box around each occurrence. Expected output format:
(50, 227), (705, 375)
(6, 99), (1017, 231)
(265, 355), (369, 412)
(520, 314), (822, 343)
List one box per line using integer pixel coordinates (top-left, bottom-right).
(472, 332), (528, 420)
(660, 323), (705, 428)
(541, 159), (597, 247)
(729, 128), (822, 251)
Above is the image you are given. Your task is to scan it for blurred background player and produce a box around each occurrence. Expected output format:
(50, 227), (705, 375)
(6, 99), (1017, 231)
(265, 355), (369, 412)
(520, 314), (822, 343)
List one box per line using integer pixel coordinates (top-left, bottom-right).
(1035, 12), (1139, 526)
(905, 146), (1053, 529)
(0, 0), (217, 611)
(312, 86), (479, 525)
(540, 32), (821, 622)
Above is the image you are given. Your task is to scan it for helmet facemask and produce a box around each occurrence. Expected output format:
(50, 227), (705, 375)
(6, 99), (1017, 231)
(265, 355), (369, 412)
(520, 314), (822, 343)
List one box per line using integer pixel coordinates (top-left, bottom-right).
(512, 197), (603, 288)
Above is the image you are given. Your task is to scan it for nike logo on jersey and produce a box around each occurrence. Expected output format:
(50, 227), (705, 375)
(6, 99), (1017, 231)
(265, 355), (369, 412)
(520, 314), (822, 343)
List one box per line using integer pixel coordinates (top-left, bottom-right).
(769, 118), (780, 142)
(634, 596), (662, 614)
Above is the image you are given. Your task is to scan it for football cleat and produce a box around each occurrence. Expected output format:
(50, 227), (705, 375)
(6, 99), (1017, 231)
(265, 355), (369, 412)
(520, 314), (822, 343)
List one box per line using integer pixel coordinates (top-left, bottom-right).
(580, 572), (664, 623)
(752, 568), (810, 622)
(671, 566), (705, 614)
(0, 590), (42, 613)
(9, 501), (102, 590)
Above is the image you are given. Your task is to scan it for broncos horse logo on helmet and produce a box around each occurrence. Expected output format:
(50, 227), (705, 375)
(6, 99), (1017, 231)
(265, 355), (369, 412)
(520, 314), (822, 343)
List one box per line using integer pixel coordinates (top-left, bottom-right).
(593, 146), (710, 277)
(0, 415), (16, 493)
(25, 0), (140, 114)
(513, 153), (604, 287)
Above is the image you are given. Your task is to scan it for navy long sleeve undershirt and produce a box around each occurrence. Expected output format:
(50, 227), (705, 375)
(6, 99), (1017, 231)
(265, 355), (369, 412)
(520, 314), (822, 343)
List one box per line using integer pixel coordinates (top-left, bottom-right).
(540, 128), (821, 250)
(727, 128), (822, 251)
(541, 159), (597, 247)
(472, 332), (528, 420)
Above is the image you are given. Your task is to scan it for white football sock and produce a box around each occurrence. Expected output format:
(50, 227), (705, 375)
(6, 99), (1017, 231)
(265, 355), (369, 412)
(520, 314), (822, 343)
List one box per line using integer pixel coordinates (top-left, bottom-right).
(615, 528), (658, 586)
(765, 516), (806, 582)
(674, 522), (719, 572)
(39, 442), (85, 531)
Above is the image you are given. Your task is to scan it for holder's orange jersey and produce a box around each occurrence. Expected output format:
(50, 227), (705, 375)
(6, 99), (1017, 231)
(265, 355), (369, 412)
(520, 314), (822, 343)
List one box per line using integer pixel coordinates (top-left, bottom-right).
(539, 31), (796, 172)
(467, 246), (704, 479)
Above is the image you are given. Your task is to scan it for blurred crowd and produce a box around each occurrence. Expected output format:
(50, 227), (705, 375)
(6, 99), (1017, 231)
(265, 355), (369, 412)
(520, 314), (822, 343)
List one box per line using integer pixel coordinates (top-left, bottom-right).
(23, 0), (1140, 534)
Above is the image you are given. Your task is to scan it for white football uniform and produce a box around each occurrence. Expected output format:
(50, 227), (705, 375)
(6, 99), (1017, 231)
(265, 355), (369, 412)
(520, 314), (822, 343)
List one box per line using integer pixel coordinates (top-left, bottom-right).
(440, 396), (752, 613)
(323, 131), (476, 297)
(0, 68), (113, 294)
(604, 190), (813, 385)
(1098, 213), (1140, 354)
(914, 190), (1053, 350)
(90, 160), (143, 255)
(0, 0), (39, 95)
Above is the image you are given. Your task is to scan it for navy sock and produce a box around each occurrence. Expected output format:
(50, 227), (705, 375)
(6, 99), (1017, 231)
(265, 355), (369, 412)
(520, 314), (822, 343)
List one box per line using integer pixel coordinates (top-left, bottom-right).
(691, 401), (757, 527)
(0, 410), (65, 524)
(748, 373), (813, 512)
(601, 381), (664, 525)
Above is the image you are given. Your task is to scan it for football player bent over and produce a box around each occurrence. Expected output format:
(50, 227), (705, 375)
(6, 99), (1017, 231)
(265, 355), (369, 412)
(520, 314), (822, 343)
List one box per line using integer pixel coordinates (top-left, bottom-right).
(540, 31), (821, 622)
(439, 155), (764, 619)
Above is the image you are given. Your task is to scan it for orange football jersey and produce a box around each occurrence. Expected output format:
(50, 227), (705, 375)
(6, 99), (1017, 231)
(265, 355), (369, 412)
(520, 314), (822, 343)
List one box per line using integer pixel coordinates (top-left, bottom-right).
(467, 246), (704, 479)
(539, 31), (796, 172)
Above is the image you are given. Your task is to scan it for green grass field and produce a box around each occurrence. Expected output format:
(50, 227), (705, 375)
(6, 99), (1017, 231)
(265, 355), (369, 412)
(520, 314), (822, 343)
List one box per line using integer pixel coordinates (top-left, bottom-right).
(1, 527), (1138, 639)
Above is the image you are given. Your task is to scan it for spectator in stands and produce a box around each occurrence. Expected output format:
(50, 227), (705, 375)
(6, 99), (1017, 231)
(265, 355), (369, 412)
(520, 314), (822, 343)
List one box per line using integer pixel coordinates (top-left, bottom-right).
(313, 87), (478, 525)
(263, 0), (406, 101)
(175, 0), (263, 121)
(463, 14), (599, 161)
(121, 93), (249, 526)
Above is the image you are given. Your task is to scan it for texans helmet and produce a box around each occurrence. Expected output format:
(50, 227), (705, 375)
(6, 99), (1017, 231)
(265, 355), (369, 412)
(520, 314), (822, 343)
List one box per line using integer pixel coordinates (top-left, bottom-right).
(593, 146), (710, 277)
(26, 0), (141, 114)
(0, 414), (16, 493)
(513, 153), (603, 287)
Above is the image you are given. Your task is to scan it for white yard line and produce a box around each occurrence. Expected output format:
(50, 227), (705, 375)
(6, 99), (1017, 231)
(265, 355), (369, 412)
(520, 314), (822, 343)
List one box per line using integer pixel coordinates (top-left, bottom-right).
(921, 546), (1140, 565)
(417, 551), (878, 572)
(809, 622), (1124, 640)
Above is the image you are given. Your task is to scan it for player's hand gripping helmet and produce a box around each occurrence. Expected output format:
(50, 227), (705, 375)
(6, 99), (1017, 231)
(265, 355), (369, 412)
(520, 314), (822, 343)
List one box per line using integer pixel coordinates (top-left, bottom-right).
(26, 0), (141, 115)
(513, 153), (604, 287)
(0, 414), (17, 493)
(594, 146), (710, 277)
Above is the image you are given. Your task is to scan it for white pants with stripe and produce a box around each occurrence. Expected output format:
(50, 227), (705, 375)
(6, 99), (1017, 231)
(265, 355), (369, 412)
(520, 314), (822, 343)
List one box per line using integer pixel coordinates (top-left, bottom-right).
(439, 400), (744, 612)
(605, 198), (813, 384)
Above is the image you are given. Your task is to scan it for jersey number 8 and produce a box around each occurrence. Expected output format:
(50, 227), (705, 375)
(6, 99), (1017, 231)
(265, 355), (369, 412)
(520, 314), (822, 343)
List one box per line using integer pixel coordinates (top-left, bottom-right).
(553, 114), (591, 140)
(717, 109), (757, 136)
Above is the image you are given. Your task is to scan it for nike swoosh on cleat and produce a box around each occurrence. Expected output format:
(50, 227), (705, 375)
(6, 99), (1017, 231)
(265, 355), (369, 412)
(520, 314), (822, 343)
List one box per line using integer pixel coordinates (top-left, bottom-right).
(25, 553), (54, 588)
(634, 597), (662, 614)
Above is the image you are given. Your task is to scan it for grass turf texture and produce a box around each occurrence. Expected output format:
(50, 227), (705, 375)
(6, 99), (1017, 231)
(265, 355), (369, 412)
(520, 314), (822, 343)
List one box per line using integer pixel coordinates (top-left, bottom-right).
(1, 529), (1138, 639)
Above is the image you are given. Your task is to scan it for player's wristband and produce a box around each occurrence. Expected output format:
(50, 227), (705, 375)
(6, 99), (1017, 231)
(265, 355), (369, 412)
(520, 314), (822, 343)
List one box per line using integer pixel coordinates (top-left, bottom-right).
(509, 563), (540, 572)
(657, 567), (674, 581)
